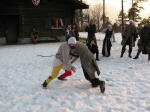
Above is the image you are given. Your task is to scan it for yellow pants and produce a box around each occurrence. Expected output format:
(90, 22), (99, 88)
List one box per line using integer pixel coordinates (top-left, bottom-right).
(45, 64), (63, 84)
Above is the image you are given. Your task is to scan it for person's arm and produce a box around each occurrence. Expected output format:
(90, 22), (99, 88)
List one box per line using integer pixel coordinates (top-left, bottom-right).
(71, 57), (78, 64)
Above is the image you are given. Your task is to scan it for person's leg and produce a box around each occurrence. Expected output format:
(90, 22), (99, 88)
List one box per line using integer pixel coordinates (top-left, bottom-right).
(82, 67), (92, 82)
(95, 45), (100, 60)
(133, 49), (142, 59)
(91, 78), (105, 93)
(58, 70), (72, 80)
(82, 67), (105, 93)
(42, 64), (63, 87)
(120, 44), (126, 57)
(148, 53), (150, 61)
(128, 45), (132, 58)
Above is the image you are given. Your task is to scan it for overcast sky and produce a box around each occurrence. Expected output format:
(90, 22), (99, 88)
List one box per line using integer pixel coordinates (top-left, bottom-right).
(84, 0), (150, 23)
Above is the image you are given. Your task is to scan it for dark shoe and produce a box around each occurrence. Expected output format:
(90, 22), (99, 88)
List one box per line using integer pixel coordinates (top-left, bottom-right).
(96, 58), (100, 61)
(99, 81), (105, 93)
(91, 83), (99, 87)
(133, 56), (138, 59)
(120, 54), (123, 58)
(128, 55), (132, 58)
(42, 81), (47, 88)
(58, 76), (67, 81)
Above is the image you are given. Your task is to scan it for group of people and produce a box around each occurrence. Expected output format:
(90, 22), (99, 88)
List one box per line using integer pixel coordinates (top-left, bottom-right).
(85, 19), (150, 61)
(41, 19), (150, 94)
(120, 20), (150, 60)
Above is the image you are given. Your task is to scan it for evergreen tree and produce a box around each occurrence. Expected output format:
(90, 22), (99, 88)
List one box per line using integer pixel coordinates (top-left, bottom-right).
(128, 2), (143, 22)
(138, 17), (150, 30)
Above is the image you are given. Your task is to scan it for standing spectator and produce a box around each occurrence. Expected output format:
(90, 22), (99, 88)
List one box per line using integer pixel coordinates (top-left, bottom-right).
(102, 24), (113, 57)
(133, 23), (150, 60)
(120, 20), (138, 58)
(85, 19), (99, 60)
(85, 19), (97, 45)
(87, 39), (100, 60)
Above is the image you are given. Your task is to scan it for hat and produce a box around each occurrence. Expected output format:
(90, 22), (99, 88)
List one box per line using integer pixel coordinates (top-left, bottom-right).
(129, 20), (134, 23)
(68, 37), (77, 44)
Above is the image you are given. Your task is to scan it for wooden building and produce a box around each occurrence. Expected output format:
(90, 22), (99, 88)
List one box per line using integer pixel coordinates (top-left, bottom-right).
(0, 0), (88, 44)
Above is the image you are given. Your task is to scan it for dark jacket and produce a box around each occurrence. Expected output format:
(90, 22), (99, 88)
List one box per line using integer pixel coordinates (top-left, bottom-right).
(85, 24), (96, 44)
(138, 26), (150, 53)
(121, 24), (138, 47)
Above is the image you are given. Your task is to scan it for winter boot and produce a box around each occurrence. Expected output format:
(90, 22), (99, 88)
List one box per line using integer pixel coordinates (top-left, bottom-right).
(133, 56), (138, 59)
(99, 81), (105, 93)
(91, 78), (100, 87)
(128, 47), (132, 58)
(42, 81), (47, 88)
(120, 49), (125, 58)
(128, 54), (132, 58)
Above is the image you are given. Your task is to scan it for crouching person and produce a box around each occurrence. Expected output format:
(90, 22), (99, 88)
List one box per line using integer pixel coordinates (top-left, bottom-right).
(42, 38), (76, 88)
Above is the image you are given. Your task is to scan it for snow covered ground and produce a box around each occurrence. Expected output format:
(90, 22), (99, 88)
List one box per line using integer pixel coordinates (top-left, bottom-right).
(0, 33), (150, 112)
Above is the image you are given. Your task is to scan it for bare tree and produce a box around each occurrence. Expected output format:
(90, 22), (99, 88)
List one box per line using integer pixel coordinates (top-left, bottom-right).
(88, 4), (103, 31)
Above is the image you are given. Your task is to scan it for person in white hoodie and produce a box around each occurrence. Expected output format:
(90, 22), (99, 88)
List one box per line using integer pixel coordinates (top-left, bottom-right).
(42, 37), (77, 88)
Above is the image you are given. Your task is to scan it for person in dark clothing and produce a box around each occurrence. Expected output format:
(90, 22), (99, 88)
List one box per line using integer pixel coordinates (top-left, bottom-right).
(72, 24), (79, 41)
(120, 20), (138, 58)
(85, 19), (97, 45)
(87, 40), (100, 60)
(133, 23), (150, 60)
(102, 25), (113, 57)
(85, 19), (99, 60)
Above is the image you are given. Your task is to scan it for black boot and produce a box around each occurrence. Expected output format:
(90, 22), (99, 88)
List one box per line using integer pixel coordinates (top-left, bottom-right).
(42, 81), (47, 88)
(99, 81), (105, 93)
(148, 54), (150, 61)
(133, 56), (138, 59)
(91, 78), (100, 87)
(129, 47), (132, 58)
(120, 48), (125, 58)
(128, 54), (132, 58)
(120, 51), (124, 58)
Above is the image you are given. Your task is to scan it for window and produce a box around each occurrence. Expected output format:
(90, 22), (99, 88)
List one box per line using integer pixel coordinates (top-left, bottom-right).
(51, 18), (64, 28)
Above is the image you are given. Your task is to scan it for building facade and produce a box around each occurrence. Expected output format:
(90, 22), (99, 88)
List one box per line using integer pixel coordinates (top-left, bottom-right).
(0, 0), (88, 44)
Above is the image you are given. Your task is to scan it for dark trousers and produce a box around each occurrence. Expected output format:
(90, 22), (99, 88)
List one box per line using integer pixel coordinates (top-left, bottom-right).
(134, 49), (150, 60)
(82, 67), (100, 87)
(121, 43), (132, 57)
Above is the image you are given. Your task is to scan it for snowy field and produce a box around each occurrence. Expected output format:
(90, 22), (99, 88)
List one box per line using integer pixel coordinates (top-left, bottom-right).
(0, 33), (150, 112)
